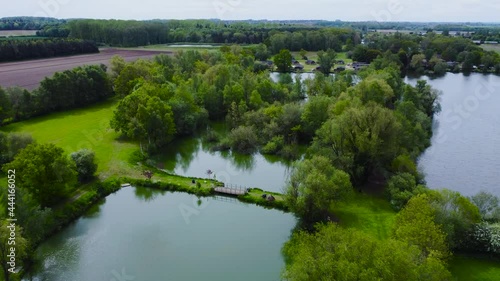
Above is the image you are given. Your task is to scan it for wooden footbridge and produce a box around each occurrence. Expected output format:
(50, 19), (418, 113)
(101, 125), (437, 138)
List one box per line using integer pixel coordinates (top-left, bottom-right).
(213, 183), (249, 196)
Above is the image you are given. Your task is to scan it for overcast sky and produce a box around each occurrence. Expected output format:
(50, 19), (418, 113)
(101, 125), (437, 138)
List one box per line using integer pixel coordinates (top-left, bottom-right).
(2, 0), (499, 22)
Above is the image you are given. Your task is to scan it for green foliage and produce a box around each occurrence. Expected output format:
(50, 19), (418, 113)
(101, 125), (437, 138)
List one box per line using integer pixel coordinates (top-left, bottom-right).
(283, 223), (452, 281)
(110, 87), (176, 152)
(317, 49), (337, 75)
(273, 49), (292, 73)
(386, 172), (426, 210)
(300, 95), (332, 138)
(228, 126), (258, 154)
(393, 194), (450, 260)
(311, 103), (402, 185)
(461, 222), (500, 256)
(70, 149), (98, 183)
(285, 156), (353, 224)
(261, 136), (284, 155)
(470, 191), (500, 222)
(0, 132), (34, 166)
(3, 143), (77, 207)
(428, 189), (482, 249)
(0, 38), (98, 63)
(0, 220), (29, 281)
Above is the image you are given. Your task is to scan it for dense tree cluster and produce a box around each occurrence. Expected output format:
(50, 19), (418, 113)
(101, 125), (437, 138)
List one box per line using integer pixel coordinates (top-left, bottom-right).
(0, 38), (98, 62)
(357, 32), (500, 74)
(283, 223), (452, 281)
(0, 65), (112, 125)
(0, 17), (63, 30)
(64, 19), (358, 51)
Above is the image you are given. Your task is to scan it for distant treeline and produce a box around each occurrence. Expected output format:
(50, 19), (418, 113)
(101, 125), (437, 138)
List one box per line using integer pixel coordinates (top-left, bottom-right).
(62, 19), (358, 50)
(0, 17), (64, 30)
(0, 65), (112, 124)
(0, 39), (98, 62)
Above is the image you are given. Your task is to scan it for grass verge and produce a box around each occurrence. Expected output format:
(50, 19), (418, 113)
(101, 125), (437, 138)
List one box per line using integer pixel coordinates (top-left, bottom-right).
(449, 254), (500, 281)
(332, 192), (397, 240)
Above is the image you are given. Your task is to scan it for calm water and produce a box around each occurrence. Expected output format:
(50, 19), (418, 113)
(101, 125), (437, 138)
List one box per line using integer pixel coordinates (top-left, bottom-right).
(154, 123), (298, 193)
(24, 187), (296, 281)
(406, 73), (500, 196)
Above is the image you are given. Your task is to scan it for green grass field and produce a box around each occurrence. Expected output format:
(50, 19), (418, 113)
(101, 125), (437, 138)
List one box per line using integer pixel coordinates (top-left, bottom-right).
(449, 254), (500, 281)
(481, 44), (500, 54)
(290, 51), (353, 72)
(0, 99), (140, 179)
(332, 192), (397, 240)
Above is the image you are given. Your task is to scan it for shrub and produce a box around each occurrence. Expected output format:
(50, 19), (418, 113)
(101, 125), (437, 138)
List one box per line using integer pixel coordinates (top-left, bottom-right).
(228, 126), (258, 154)
(204, 129), (220, 143)
(386, 172), (426, 210)
(462, 222), (500, 256)
(71, 149), (98, 183)
(261, 136), (284, 155)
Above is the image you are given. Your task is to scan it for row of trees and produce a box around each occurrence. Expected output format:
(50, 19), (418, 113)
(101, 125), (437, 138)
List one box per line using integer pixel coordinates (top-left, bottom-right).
(0, 39), (98, 62)
(0, 17), (63, 30)
(64, 19), (359, 51)
(0, 64), (112, 125)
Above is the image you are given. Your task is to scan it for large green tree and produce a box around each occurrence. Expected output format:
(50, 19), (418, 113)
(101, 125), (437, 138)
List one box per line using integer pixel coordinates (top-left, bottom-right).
(393, 194), (450, 260)
(285, 156), (352, 223)
(273, 49), (293, 73)
(317, 49), (337, 75)
(3, 143), (77, 207)
(110, 89), (176, 152)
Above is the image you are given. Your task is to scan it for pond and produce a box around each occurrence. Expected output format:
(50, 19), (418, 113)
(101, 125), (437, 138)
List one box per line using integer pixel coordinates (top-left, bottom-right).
(23, 187), (296, 281)
(153, 123), (300, 193)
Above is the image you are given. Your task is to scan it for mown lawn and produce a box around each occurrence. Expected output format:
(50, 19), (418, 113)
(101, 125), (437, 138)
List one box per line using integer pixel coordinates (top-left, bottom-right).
(481, 44), (500, 54)
(449, 254), (500, 281)
(0, 99), (140, 179)
(332, 192), (397, 240)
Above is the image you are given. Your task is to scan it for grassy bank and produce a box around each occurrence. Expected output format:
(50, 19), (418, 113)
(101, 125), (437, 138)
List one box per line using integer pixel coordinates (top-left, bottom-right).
(0, 99), (139, 179)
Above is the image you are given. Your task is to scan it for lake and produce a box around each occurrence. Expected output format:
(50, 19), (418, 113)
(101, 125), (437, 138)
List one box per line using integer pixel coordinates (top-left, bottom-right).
(406, 73), (500, 197)
(23, 187), (296, 281)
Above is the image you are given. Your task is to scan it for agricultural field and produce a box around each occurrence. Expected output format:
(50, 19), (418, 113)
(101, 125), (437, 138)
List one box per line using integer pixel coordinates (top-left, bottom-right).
(0, 48), (172, 90)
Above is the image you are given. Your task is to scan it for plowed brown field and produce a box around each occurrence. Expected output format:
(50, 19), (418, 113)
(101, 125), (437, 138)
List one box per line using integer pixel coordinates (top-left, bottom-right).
(0, 48), (172, 90)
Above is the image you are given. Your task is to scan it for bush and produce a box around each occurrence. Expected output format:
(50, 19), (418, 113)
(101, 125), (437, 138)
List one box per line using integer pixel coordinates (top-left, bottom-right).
(261, 136), (284, 155)
(228, 126), (258, 154)
(211, 137), (231, 151)
(71, 149), (98, 183)
(387, 172), (426, 210)
(461, 223), (500, 256)
(204, 129), (220, 143)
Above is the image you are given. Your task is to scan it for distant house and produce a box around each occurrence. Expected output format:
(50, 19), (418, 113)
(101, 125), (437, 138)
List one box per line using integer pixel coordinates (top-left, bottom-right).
(446, 61), (458, 68)
(485, 41), (499, 44)
(292, 59), (299, 65)
(305, 60), (316, 65)
(336, 60), (345, 65)
(472, 40), (482, 45)
(334, 66), (346, 72)
(293, 64), (304, 71)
